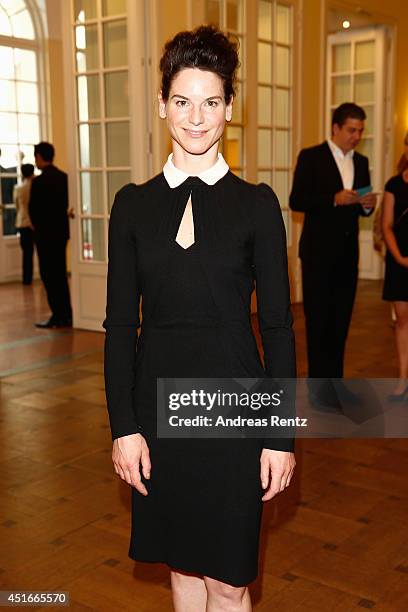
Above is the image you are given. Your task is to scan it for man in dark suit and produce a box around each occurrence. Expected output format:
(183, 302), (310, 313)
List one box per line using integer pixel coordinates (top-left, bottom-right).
(29, 142), (72, 328)
(289, 103), (376, 406)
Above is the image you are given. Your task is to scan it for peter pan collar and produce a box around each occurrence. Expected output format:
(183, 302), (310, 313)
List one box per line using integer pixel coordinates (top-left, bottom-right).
(163, 152), (229, 188)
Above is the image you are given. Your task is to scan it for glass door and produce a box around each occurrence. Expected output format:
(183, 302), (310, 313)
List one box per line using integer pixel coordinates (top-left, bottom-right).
(63, 0), (150, 330)
(326, 26), (391, 280)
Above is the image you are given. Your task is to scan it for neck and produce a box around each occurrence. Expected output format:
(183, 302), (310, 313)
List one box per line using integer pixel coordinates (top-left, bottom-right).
(171, 140), (219, 175)
(330, 138), (350, 155)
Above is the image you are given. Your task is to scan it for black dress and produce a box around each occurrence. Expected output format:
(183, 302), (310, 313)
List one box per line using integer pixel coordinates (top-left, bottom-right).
(103, 171), (295, 586)
(382, 174), (408, 302)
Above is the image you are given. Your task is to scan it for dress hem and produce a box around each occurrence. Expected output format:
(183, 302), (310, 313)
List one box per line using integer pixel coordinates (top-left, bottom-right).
(128, 551), (257, 588)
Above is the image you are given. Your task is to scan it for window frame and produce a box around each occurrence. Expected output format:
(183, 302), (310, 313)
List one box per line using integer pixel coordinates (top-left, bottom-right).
(71, 0), (131, 264)
(0, 0), (47, 237)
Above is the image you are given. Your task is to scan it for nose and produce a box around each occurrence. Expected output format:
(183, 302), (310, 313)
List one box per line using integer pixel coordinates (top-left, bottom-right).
(189, 104), (204, 126)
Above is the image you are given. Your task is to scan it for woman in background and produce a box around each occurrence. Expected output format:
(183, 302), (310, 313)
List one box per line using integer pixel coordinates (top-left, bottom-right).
(13, 163), (35, 285)
(382, 133), (408, 399)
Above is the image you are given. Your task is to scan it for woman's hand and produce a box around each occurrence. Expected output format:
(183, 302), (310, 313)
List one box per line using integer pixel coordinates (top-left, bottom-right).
(397, 256), (408, 269)
(260, 449), (296, 501)
(112, 433), (151, 495)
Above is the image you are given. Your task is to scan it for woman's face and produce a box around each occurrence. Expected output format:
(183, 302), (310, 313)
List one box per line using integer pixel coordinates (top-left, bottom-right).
(158, 68), (233, 156)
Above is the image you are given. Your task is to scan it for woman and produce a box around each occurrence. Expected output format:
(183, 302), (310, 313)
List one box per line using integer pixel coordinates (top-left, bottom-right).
(13, 163), (35, 285)
(382, 133), (408, 400)
(104, 26), (296, 611)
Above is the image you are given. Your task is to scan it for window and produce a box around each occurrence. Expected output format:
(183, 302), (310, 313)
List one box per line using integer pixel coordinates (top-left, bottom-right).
(73, 0), (130, 263)
(257, 1), (293, 237)
(0, 0), (41, 236)
(329, 37), (375, 181)
(204, 0), (246, 177)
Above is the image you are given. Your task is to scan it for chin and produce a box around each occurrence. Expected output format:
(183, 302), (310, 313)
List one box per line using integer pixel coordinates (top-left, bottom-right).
(179, 139), (215, 156)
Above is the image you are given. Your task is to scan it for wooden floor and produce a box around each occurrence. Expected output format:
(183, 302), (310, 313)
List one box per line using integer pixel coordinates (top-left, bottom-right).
(0, 280), (407, 611)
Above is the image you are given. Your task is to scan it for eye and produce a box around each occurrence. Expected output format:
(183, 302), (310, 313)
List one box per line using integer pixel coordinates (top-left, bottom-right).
(206, 100), (219, 108)
(175, 99), (188, 107)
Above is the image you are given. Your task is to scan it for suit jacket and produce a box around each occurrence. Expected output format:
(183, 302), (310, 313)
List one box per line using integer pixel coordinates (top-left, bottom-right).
(29, 164), (69, 242)
(289, 141), (373, 260)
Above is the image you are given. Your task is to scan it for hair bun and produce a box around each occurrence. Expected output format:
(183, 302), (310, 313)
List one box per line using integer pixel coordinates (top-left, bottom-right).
(159, 25), (240, 103)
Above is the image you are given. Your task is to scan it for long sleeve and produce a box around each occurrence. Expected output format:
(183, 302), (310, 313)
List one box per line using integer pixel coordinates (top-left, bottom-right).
(253, 184), (296, 451)
(358, 157), (374, 217)
(103, 184), (142, 441)
(28, 177), (40, 229)
(289, 149), (337, 213)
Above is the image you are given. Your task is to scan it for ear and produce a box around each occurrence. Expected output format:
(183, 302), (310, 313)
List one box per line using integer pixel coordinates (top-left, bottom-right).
(225, 95), (233, 122)
(158, 91), (167, 119)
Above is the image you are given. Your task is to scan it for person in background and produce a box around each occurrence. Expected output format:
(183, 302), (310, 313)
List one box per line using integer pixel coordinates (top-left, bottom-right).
(13, 163), (35, 285)
(29, 142), (72, 328)
(289, 102), (376, 409)
(382, 133), (408, 400)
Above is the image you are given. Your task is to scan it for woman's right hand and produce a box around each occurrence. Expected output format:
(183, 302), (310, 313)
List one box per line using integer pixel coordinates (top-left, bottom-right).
(112, 433), (151, 495)
(397, 256), (408, 269)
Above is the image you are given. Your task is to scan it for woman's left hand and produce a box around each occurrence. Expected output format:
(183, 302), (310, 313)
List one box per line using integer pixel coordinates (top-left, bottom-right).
(260, 449), (296, 501)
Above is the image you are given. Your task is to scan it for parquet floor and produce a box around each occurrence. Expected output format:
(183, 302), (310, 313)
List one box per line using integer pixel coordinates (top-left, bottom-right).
(0, 279), (407, 611)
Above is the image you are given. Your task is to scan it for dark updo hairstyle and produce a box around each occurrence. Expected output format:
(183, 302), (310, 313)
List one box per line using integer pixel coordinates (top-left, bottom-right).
(159, 25), (240, 104)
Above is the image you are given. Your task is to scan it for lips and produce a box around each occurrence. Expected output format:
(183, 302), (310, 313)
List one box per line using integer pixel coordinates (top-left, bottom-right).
(184, 129), (208, 138)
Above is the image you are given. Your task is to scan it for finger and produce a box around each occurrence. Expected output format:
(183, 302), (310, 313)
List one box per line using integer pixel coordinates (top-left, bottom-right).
(122, 467), (134, 487)
(261, 483), (279, 501)
(141, 447), (151, 480)
(133, 475), (148, 496)
(128, 464), (148, 495)
(262, 471), (284, 501)
(279, 471), (289, 492)
(260, 460), (270, 490)
(116, 464), (126, 481)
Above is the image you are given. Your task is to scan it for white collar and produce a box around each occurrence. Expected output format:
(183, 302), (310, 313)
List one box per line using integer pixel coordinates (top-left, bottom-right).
(328, 139), (354, 160)
(163, 152), (229, 188)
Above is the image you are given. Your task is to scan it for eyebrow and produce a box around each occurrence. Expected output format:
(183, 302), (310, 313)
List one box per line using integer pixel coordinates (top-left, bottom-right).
(170, 94), (223, 101)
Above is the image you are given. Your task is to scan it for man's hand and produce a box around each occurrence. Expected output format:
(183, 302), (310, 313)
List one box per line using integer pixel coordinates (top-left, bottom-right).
(359, 192), (377, 208)
(334, 189), (360, 206)
(112, 433), (151, 495)
(260, 449), (296, 501)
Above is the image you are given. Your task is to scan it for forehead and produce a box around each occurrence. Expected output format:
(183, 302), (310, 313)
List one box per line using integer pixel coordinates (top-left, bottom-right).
(340, 117), (365, 130)
(170, 67), (224, 97)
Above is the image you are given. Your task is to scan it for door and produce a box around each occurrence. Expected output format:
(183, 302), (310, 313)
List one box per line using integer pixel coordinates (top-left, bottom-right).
(62, 0), (151, 330)
(0, 163), (19, 282)
(326, 26), (393, 279)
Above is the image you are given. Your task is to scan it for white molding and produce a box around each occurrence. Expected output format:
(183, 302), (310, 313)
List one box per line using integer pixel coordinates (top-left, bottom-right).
(147, 0), (161, 176)
(319, 0), (326, 143)
(61, 0), (81, 324)
(127, 0), (152, 182)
